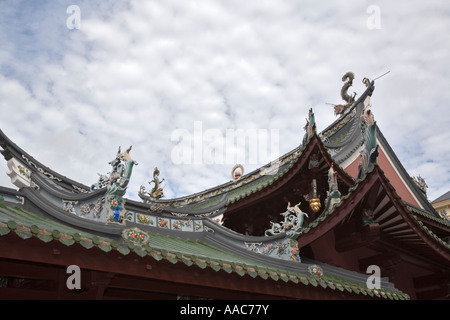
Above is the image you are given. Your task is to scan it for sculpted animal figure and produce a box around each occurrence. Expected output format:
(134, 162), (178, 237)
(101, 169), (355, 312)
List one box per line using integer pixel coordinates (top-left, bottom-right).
(149, 167), (165, 199)
(265, 202), (308, 238)
(341, 72), (357, 104)
(334, 72), (357, 116)
(107, 146), (137, 196)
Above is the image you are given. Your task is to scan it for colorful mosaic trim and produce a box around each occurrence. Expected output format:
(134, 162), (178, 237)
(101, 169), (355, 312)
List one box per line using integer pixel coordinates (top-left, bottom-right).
(61, 195), (106, 222)
(245, 238), (301, 262)
(106, 195), (126, 225)
(0, 204), (411, 300)
(308, 264), (323, 277)
(127, 211), (204, 232)
(17, 165), (31, 179)
(122, 227), (149, 245)
(145, 149), (302, 209)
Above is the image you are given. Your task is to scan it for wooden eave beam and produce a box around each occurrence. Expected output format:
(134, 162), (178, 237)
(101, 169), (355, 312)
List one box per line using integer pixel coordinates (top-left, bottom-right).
(298, 167), (380, 247)
(358, 252), (400, 271)
(415, 285), (450, 300)
(0, 234), (364, 300)
(375, 167), (450, 264)
(335, 220), (381, 253)
(413, 272), (450, 290)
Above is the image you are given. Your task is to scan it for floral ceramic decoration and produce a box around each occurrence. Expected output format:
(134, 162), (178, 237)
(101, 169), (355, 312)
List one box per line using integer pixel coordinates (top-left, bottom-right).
(194, 221), (203, 232)
(289, 239), (301, 262)
(106, 195), (126, 224)
(158, 218), (169, 229)
(172, 219), (194, 231)
(308, 264), (323, 277)
(137, 213), (150, 224)
(122, 227), (149, 245)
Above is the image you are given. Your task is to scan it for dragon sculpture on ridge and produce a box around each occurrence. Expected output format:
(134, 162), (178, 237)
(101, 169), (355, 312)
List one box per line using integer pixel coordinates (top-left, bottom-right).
(334, 71), (357, 116)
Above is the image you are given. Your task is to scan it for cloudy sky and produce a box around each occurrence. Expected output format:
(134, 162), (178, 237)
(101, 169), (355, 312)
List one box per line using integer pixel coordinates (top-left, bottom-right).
(0, 0), (449, 203)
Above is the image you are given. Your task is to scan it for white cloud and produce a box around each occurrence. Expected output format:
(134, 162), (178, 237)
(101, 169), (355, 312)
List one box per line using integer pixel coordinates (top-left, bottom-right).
(0, 0), (449, 203)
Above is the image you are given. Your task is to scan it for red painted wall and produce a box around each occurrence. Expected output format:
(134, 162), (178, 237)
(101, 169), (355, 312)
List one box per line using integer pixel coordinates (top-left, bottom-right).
(343, 148), (420, 207)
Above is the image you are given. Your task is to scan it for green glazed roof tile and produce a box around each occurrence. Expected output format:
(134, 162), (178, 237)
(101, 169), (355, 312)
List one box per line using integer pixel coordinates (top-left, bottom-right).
(0, 202), (408, 300)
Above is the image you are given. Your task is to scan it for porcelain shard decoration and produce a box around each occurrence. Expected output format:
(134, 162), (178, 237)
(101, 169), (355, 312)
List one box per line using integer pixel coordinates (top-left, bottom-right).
(106, 194), (126, 224)
(324, 165), (341, 211)
(139, 167), (165, 199)
(265, 202), (308, 239)
(246, 238), (301, 262)
(6, 158), (32, 189)
(308, 264), (323, 277)
(413, 175), (428, 195)
(357, 105), (379, 179)
(232, 164), (244, 181)
(334, 72), (357, 116)
(122, 227), (149, 245)
(91, 146), (137, 197)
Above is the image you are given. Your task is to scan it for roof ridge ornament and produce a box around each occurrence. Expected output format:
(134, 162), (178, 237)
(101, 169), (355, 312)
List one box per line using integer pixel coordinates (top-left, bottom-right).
(324, 164), (341, 211)
(303, 179), (321, 214)
(333, 72), (357, 116)
(90, 145), (137, 197)
(139, 167), (165, 200)
(265, 201), (309, 239)
(357, 104), (379, 180)
(232, 164), (244, 181)
(302, 108), (316, 146)
(413, 175), (428, 196)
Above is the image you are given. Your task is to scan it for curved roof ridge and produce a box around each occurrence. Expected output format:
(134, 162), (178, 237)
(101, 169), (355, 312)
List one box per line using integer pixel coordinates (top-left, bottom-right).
(320, 80), (375, 136)
(0, 128), (90, 193)
(140, 142), (303, 207)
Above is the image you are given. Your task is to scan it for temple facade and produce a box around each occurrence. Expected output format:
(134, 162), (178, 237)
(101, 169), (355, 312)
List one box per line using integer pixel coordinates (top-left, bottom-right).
(0, 73), (449, 300)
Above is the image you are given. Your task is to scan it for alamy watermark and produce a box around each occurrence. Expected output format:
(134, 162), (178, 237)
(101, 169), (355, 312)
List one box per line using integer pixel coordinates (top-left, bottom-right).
(170, 121), (280, 169)
(366, 264), (381, 289)
(66, 5), (81, 30)
(366, 5), (381, 30)
(66, 265), (81, 290)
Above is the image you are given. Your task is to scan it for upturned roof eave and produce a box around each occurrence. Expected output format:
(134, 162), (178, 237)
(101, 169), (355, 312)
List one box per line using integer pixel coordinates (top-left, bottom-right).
(375, 126), (439, 216)
(298, 164), (450, 266)
(0, 128), (91, 193)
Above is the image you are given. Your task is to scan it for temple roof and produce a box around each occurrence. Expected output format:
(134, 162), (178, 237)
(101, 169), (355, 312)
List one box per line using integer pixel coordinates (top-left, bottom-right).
(0, 187), (408, 299)
(1, 73), (449, 299)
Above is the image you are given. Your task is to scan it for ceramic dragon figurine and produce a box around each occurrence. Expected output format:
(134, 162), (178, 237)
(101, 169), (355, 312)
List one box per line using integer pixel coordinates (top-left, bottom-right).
(149, 167), (165, 199)
(265, 202), (308, 239)
(91, 146), (138, 197)
(107, 146), (137, 197)
(334, 72), (357, 116)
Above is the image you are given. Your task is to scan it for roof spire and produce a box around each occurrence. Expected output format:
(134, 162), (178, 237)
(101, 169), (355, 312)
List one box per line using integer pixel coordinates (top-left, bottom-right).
(90, 145), (138, 197)
(302, 108), (316, 146)
(413, 175), (428, 196)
